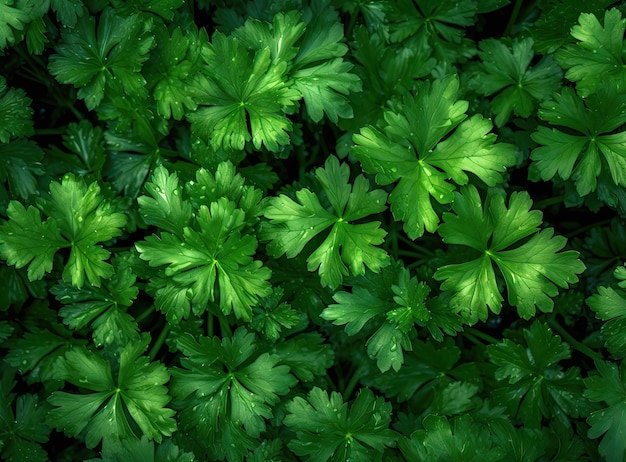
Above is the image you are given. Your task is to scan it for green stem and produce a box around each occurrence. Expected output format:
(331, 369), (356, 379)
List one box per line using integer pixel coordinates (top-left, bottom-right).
(34, 127), (68, 136)
(149, 324), (170, 361)
(547, 317), (603, 362)
(134, 305), (155, 324)
(207, 311), (214, 337)
(504, 0), (523, 36)
(464, 326), (500, 345)
(566, 218), (613, 239)
(218, 315), (233, 337)
(534, 195), (564, 210)
(343, 364), (366, 399)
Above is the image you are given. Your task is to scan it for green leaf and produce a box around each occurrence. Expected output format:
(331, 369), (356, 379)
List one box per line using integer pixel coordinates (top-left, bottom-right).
(584, 360), (626, 462)
(48, 7), (154, 109)
(387, 0), (477, 63)
(555, 8), (626, 97)
(531, 0), (615, 53)
(587, 264), (626, 359)
(472, 37), (562, 127)
(488, 321), (590, 428)
(399, 414), (503, 461)
(323, 260), (463, 371)
(0, 201), (65, 281)
(51, 260), (140, 348)
(434, 185), (585, 323)
(366, 337), (470, 403)
(110, 0), (184, 20)
(250, 286), (303, 342)
(138, 165), (192, 237)
(188, 31), (300, 152)
(48, 173), (128, 287)
(263, 155), (388, 288)
(272, 332), (335, 382)
(531, 83), (626, 196)
(0, 175), (125, 287)
(0, 369), (51, 462)
(0, 0), (35, 49)
(4, 328), (69, 377)
(50, 0), (85, 27)
(284, 387), (397, 462)
(185, 160), (266, 228)
(0, 76), (34, 142)
(144, 25), (202, 120)
(171, 328), (296, 449)
(289, 4), (361, 123)
(85, 436), (195, 462)
(0, 140), (44, 205)
(352, 75), (515, 239)
(137, 188), (272, 321)
(62, 120), (106, 176)
(48, 338), (177, 449)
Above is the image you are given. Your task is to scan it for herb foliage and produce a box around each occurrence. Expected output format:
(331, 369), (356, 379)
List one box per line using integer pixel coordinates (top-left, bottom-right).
(1, 0), (626, 460)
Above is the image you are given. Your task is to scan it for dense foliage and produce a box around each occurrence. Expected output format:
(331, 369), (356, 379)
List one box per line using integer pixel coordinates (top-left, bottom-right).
(1, 0), (625, 460)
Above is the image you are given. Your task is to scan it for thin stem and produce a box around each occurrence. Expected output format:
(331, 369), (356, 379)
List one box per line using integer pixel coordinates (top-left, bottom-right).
(149, 324), (170, 361)
(464, 326), (500, 345)
(534, 195), (564, 210)
(566, 218), (613, 239)
(343, 364), (366, 399)
(504, 0), (523, 36)
(134, 305), (155, 324)
(34, 127), (68, 136)
(218, 315), (233, 337)
(207, 311), (214, 337)
(547, 317), (603, 362)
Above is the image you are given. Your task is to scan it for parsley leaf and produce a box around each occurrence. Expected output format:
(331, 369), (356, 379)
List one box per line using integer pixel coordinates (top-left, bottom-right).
(48, 7), (154, 110)
(352, 75), (515, 239)
(530, 83), (626, 197)
(0, 0), (34, 49)
(272, 332), (335, 381)
(188, 31), (300, 152)
(434, 185), (585, 323)
(50, 0), (85, 28)
(136, 166), (271, 321)
(250, 286), (303, 342)
(0, 140), (44, 206)
(170, 328), (296, 456)
(284, 387), (397, 462)
(399, 414), (504, 461)
(584, 359), (626, 462)
(471, 37), (562, 127)
(290, 4), (361, 122)
(587, 264), (626, 359)
(48, 173), (127, 287)
(0, 201), (65, 282)
(85, 436), (195, 462)
(47, 337), (177, 448)
(555, 8), (626, 97)
(487, 321), (589, 428)
(263, 155), (388, 288)
(323, 262), (461, 372)
(388, 0), (477, 64)
(51, 259), (140, 348)
(144, 25), (202, 120)
(0, 76), (34, 142)
(0, 369), (51, 462)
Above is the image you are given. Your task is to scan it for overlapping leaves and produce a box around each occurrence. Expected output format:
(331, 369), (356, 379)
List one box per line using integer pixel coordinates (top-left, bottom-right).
(47, 337), (177, 448)
(135, 164), (271, 322)
(0, 173), (127, 287)
(352, 75), (515, 239)
(262, 155), (388, 288)
(434, 185), (585, 323)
